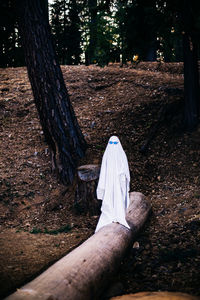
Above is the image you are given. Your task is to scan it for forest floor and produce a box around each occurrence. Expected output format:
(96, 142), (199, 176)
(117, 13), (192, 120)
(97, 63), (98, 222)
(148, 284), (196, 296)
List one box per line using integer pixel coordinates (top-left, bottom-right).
(0, 62), (200, 299)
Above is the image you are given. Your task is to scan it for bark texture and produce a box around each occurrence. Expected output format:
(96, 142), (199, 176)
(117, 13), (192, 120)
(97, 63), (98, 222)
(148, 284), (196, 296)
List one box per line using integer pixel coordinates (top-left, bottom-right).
(183, 33), (199, 130)
(17, 0), (87, 184)
(75, 165), (101, 215)
(182, 0), (200, 130)
(5, 192), (151, 300)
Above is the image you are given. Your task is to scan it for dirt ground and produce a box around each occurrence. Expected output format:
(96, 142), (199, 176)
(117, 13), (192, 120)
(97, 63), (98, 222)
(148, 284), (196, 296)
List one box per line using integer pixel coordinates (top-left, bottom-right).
(0, 62), (200, 299)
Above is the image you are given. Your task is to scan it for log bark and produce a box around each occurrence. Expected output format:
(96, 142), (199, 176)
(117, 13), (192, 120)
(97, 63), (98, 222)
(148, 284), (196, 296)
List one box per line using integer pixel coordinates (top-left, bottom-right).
(111, 291), (200, 300)
(5, 192), (151, 300)
(74, 165), (101, 215)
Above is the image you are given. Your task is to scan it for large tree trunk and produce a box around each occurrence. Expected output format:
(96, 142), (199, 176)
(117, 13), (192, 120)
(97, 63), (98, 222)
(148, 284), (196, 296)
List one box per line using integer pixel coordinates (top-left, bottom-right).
(183, 33), (200, 130)
(182, 0), (200, 130)
(5, 192), (151, 300)
(16, 0), (87, 184)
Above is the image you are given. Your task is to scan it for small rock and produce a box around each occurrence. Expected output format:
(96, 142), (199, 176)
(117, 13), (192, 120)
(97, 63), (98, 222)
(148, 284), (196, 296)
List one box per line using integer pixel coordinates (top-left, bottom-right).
(90, 121), (96, 128)
(133, 241), (140, 249)
(177, 262), (182, 268)
(179, 207), (187, 213)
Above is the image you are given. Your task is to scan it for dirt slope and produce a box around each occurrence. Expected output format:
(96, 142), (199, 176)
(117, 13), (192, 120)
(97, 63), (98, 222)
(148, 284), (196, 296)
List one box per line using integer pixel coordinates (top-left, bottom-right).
(0, 64), (199, 298)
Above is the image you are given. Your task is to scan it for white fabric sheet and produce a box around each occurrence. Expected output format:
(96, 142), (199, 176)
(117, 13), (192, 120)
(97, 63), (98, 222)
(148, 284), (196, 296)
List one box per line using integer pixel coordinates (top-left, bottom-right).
(95, 136), (130, 232)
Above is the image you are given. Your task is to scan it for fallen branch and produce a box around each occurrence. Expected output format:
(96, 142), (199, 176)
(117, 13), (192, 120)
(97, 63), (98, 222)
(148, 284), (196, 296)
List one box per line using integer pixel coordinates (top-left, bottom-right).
(5, 192), (151, 300)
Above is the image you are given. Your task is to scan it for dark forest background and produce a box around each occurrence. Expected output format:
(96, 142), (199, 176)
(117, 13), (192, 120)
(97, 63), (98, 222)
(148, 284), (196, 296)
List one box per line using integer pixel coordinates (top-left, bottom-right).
(1, 0), (200, 68)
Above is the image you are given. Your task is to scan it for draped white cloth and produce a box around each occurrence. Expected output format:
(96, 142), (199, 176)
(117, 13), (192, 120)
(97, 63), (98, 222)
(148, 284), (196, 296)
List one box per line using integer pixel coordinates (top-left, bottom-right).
(95, 136), (130, 233)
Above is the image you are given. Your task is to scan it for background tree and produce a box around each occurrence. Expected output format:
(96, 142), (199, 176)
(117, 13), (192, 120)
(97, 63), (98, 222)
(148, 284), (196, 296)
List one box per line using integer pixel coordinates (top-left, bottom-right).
(15, 0), (87, 184)
(114, 0), (127, 64)
(0, 0), (24, 67)
(160, 0), (200, 130)
(114, 0), (159, 63)
(83, 0), (116, 65)
(90, 8), (116, 65)
(67, 0), (82, 64)
(50, 0), (82, 65)
(85, 0), (98, 64)
(182, 0), (200, 130)
(50, 0), (63, 63)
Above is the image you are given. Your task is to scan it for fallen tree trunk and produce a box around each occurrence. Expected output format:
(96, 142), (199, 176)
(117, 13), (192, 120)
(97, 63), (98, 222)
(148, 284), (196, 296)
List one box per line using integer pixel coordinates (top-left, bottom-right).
(5, 192), (151, 300)
(111, 291), (200, 300)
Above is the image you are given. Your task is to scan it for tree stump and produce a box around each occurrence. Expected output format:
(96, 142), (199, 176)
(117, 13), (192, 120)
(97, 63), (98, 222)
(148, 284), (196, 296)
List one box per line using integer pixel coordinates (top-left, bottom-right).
(74, 164), (101, 215)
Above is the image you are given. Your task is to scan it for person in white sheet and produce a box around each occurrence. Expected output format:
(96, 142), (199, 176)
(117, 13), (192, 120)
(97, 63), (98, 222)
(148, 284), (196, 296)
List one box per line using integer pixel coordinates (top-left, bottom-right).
(95, 136), (130, 233)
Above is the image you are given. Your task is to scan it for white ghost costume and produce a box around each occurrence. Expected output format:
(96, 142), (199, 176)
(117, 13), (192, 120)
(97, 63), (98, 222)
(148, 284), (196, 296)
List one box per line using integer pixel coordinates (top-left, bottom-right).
(95, 136), (130, 233)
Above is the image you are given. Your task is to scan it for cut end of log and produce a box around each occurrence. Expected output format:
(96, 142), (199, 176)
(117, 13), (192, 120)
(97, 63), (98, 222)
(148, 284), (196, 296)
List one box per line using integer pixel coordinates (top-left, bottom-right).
(77, 164), (100, 182)
(111, 291), (200, 300)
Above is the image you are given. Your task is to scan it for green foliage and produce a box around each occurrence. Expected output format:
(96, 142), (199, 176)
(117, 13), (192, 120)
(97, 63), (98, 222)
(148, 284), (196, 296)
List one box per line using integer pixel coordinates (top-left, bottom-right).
(114, 0), (160, 62)
(30, 224), (72, 235)
(1, 0), (200, 67)
(30, 227), (43, 234)
(93, 10), (117, 66)
(44, 224), (72, 235)
(50, 0), (82, 65)
(193, 192), (200, 199)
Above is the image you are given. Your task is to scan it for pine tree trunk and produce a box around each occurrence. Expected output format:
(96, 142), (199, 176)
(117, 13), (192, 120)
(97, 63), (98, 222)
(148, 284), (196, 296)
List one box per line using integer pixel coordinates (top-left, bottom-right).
(183, 33), (200, 130)
(16, 0), (87, 184)
(182, 1), (200, 130)
(88, 0), (97, 64)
